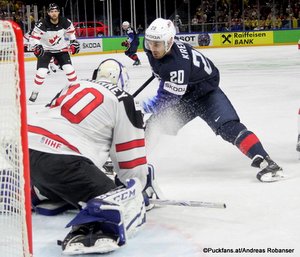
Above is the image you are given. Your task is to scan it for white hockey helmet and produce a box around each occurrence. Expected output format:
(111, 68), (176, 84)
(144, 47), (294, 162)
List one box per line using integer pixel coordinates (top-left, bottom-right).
(145, 18), (176, 53)
(122, 21), (130, 30)
(92, 59), (129, 91)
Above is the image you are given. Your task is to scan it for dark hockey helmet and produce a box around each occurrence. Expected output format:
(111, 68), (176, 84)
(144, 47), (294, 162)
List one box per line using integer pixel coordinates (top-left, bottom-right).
(198, 33), (210, 46)
(48, 3), (60, 12)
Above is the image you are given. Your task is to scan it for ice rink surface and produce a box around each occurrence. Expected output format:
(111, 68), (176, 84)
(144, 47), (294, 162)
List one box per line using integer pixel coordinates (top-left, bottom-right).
(25, 45), (300, 257)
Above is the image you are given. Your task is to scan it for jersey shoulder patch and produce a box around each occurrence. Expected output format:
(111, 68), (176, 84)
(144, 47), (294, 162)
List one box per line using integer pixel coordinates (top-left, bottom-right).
(35, 19), (47, 32)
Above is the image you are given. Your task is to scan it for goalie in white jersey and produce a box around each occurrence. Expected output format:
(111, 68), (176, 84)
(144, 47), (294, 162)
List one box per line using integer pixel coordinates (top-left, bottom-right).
(28, 59), (157, 254)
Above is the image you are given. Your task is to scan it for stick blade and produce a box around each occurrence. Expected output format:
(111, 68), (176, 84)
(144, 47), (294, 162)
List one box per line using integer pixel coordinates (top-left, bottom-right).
(149, 199), (226, 209)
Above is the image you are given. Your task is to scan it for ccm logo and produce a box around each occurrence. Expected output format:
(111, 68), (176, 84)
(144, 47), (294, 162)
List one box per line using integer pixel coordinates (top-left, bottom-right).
(113, 189), (136, 201)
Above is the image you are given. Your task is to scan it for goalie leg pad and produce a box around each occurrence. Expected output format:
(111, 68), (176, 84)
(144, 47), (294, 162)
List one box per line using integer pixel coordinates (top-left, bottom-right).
(63, 178), (146, 254)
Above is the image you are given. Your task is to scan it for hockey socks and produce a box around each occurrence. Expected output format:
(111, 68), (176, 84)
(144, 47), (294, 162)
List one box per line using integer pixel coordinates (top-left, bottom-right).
(235, 130), (268, 159)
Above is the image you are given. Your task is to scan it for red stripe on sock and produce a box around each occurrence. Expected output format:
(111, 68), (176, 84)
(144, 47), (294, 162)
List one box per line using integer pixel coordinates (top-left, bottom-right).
(238, 133), (259, 155)
(34, 79), (44, 85)
(68, 76), (77, 82)
(67, 70), (76, 76)
(36, 74), (45, 79)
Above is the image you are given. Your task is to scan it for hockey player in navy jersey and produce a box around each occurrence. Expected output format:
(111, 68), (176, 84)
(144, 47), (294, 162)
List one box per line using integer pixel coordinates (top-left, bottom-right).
(28, 59), (159, 254)
(29, 3), (80, 102)
(143, 18), (284, 182)
(121, 21), (141, 66)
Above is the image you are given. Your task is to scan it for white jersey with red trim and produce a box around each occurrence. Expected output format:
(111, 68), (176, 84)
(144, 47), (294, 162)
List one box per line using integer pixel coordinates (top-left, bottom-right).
(28, 79), (148, 187)
(30, 16), (76, 51)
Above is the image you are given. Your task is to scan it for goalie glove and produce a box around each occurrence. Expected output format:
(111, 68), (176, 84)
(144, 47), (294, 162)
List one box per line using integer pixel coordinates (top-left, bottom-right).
(121, 40), (130, 48)
(69, 39), (80, 54)
(33, 44), (44, 57)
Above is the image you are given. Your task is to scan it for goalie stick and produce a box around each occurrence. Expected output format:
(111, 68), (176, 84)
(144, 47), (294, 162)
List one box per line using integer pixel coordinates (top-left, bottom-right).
(132, 74), (155, 97)
(149, 199), (226, 209)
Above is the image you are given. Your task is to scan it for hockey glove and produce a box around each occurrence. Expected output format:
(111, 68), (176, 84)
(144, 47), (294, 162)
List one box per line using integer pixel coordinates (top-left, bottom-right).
(69, 40), (80, 55)
(121, 41), (130, 48)
(142, 96), (159, 114)
(33, 44), (44, 57)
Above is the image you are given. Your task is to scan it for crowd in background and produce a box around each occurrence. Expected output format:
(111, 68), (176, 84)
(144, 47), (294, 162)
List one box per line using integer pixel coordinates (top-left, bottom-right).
(189, 0), (300, 32)
(1, 0), (300, 35)
(0, 0), (34, 32)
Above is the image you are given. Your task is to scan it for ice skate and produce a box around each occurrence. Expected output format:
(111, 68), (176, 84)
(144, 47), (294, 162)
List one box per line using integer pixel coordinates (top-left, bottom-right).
(29, 91), (39, 102)
(251, 155), (284, 182)
(133, 59), (141, 66)
(102, 160), (114, 174)
(61, 223), (119, 255)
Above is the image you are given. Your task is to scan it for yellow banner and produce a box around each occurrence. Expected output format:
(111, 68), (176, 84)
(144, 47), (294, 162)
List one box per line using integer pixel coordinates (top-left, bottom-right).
(212, 31), (273, 47)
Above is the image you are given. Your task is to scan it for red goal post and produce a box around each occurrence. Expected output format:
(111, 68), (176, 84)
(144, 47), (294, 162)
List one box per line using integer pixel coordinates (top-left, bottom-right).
(0, 20), (32, 257)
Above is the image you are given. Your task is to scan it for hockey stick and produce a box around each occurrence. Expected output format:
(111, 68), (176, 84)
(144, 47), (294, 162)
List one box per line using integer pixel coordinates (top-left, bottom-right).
(149, 199), (226, 209)
(44, 47), (70, 53)
(132, 74), (155, 97)
(29, 48), (70, 54)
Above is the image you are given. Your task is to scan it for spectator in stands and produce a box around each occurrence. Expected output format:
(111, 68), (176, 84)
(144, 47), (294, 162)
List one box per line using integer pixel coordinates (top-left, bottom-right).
(292, 15), (298, 28)
(173, 14), (182, 33)
(191, 15), (199, 25)
(137, 24), (144, 34)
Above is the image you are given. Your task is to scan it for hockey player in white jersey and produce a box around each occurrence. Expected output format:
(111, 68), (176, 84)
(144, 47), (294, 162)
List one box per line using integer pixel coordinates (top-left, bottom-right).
(29, 3), (80, 102)
(28, 59), (158, 254)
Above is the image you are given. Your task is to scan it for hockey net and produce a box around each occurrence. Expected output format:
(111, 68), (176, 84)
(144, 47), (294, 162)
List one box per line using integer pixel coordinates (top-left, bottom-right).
(0, 20), (32, 257)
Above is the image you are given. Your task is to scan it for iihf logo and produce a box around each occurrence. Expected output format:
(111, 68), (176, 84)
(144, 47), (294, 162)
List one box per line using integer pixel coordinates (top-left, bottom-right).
(41, 136), (62, 149)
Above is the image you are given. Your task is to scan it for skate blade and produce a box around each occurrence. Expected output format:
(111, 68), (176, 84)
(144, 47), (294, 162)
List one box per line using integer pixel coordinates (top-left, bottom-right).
(62, 238), (119, 255)
(258, 170), (285, 183)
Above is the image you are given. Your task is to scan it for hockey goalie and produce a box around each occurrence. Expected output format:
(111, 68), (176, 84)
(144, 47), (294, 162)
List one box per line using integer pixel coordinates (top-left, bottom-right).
(28, 59), (161, 255)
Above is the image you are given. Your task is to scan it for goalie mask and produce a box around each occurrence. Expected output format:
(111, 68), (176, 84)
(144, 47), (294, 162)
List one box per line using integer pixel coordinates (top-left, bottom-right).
(145, 18), (176, 58)
(92, 59), (129, 91)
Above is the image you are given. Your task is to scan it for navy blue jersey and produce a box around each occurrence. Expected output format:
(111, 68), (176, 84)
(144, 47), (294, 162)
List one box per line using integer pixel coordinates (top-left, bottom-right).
(145, 39), (220, 111)
(124, 27), (139, 45)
